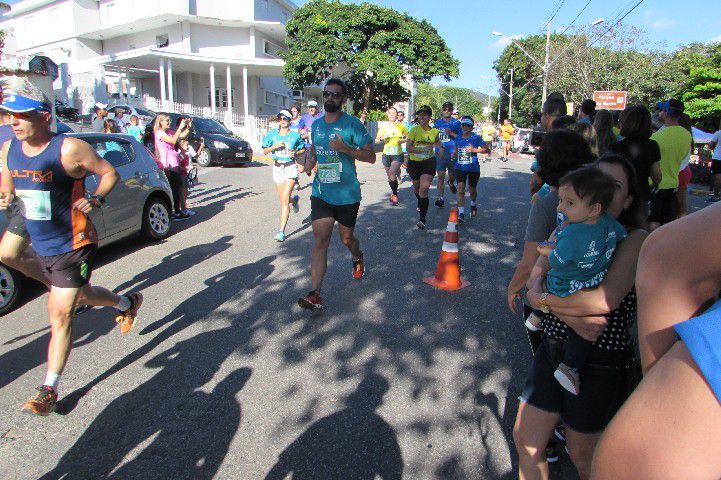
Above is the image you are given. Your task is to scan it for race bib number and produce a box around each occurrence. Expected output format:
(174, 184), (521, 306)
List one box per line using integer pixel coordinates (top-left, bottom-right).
(385, 144), (401, 155)
(318, 162), (342, 183)
(277, 143), (293, 161)
(439, 129), (449, 143)
(16, 189), (51, 221)
(458, 149), (472, 165)
(415, 143), (433, 160)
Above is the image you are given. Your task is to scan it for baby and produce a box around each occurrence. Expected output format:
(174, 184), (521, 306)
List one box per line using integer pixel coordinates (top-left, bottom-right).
(528, 165), (626, 395)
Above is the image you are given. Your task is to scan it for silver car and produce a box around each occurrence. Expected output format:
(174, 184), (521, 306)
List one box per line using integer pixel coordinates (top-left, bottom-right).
(0, 133), (174, 314)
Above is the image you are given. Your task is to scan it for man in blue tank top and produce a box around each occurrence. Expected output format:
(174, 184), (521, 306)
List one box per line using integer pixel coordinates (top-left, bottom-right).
(0, 83), (142, 415)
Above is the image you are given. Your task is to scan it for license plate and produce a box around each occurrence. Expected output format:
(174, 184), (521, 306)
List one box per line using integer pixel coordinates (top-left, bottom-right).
(235, 153), (245, 158)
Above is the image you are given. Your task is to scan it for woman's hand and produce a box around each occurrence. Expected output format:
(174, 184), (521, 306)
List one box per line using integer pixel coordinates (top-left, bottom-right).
(507, 287), (521, 314)
(558, 314), (608, 342)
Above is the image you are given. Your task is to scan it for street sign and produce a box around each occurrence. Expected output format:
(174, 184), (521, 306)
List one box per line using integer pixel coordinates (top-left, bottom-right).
(593, 91), (627, 111)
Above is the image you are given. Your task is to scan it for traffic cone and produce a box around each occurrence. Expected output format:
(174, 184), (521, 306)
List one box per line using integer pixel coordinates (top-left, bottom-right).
(423, 207), (470, 291)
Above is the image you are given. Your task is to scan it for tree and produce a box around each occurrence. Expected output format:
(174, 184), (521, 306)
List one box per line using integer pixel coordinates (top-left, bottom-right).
(681, 43), (721, 131)
(282, 0), (459, 119)
(415, 83), (492, 121)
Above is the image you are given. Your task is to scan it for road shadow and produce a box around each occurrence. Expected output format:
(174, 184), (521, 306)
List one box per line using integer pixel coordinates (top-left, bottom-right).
(265, 373), (403, 480)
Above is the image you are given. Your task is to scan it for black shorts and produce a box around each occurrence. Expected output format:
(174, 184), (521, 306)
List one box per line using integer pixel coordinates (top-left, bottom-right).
(712, 160), (721, 175)
(38, 244), (96, 288)
(4, 202), (28, 238)
(381, 154), (404, 168)
(455, 170), (480, 187)
(648, 188), (677, 224)
(310, 196), (360, 228)
(520, 336), (629, 433)
(407, 158), (436, 181)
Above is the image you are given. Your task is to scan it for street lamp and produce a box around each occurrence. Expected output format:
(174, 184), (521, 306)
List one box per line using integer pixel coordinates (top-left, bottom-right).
(492, 18), (605, 107)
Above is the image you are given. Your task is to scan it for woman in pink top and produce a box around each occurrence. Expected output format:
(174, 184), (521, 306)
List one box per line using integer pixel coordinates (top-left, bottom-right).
(154, 114), (190, 219)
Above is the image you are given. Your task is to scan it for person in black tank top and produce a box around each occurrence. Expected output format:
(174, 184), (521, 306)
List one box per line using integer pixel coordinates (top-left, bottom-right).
(0, 86), (144, 416)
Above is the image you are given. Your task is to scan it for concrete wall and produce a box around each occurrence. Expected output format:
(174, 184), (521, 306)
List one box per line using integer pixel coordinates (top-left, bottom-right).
(189, 24), (251, 58)
(11, 1), (76, 52)
(194, 0), (253, 21)
(102, 24), (184, 55)
(254, 0), (291, 23)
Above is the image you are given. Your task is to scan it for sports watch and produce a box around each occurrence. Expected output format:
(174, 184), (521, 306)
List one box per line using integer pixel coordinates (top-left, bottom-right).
(85, 192), (106, 207)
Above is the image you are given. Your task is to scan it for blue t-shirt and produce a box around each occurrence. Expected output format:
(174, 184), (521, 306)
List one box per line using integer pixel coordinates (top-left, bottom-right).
(289, 118), (302, 133)
(434, 118), (462, 155)
(453, 133), (485, 172)
(262, 129), (304, 163)
(546, 213), (627, 297)
(311, 113), (373, 205)
(299, 112), (324, 145)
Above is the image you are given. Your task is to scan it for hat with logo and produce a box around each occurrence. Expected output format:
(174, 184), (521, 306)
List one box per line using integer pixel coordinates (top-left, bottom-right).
(307, 100), (318, 107)
(0, 94), (51, 113)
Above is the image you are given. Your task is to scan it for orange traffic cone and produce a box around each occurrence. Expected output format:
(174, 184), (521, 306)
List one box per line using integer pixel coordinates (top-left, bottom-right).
(423, 207), (470, 291)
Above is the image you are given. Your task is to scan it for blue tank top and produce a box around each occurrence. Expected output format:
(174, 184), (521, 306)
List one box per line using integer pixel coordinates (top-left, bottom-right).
(7, 134), (97, 256)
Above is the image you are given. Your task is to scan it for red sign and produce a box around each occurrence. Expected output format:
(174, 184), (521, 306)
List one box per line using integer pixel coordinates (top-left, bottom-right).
(593, 91), (627, 111)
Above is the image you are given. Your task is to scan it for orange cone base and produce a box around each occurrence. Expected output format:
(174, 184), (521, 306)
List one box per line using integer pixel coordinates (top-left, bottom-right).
(422, 276), (471, 291)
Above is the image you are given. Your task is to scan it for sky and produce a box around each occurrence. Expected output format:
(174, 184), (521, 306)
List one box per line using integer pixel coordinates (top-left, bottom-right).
(4, 0), (720, 95)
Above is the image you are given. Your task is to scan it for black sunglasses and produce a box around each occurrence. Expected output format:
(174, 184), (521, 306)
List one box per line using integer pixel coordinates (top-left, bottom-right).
(322, 91), (343, 99)
(442, 107), (453, 111)
(278, 115), (291, 121)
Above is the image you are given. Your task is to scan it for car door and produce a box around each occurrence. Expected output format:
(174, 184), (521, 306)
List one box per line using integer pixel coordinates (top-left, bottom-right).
(89, 138), (143, 237)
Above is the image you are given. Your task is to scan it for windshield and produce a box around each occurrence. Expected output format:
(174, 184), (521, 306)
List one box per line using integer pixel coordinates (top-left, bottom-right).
(192, 117), (232, 134)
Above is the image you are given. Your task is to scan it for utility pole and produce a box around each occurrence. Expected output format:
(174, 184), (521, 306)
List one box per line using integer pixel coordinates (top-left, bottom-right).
(509, 68), (514, 120)
(542, 22), (551, 106)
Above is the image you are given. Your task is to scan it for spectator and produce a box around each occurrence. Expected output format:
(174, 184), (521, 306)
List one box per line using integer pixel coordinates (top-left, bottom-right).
(91, 102), (108, 132)
(176, 138), (196, 217)
(591, 202), (721, 480)
(551, 115), (577, 131)
(153, 113), (191, 220)
(125, 115), (143, 142)
(112, 107), (127, 132)
(570, 121), (599, 158)
(593, 110), (616, 155)
(648, 99), (692, 229)
(103, 118), (121, 134)
(609, 105), (661, 209)
(579, 99), (596, 125)
(530, 94), (569, 195)
(707, 127), (721, 202)
(519, 153), (648, 480)
(676, 113), (693, 217)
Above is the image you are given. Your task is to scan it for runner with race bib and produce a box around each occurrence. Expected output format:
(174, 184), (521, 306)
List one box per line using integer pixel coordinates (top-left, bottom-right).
(453, 116), (488, 223)
(375, 106), (407, 205)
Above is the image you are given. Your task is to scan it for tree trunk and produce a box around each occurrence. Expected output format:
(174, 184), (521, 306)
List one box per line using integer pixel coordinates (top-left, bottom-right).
(360, 82), (372, 123)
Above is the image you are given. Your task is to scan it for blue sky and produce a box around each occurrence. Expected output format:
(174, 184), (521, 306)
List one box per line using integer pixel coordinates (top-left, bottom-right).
(5, 0), (720, 95)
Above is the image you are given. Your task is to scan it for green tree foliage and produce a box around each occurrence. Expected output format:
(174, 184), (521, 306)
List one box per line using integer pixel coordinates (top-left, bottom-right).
(282, 0), (459, 119)
(680, 44), (721, 131)
(415, 83), (492, 121)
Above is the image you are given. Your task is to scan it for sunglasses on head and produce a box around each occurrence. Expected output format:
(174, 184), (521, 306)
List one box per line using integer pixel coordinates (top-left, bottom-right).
(322, 91), (343, 99)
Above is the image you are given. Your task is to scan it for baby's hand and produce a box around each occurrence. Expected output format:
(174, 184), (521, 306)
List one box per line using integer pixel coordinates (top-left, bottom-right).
(537, 241), (556, 257)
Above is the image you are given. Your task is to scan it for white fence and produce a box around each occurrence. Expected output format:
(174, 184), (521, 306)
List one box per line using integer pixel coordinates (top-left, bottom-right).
(138, 97), (273, 151)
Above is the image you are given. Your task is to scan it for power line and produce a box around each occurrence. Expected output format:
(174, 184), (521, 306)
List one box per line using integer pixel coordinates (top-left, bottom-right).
(558, 0), (593, 36)
(566, 0), (644, 61)
(586, 0), (645, 48)
(538, 0), (565, 34)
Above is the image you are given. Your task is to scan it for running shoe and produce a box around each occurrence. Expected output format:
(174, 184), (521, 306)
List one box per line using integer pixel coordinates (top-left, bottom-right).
(448, 180), (457, 194)
(554, 363), (580, 395)
(471, 205), (477, 217)
(435, 198), (445, 208)
(274, 231), (286, 242)
(172, 212), (191, 221)
(74, 304), (92, 316)
(390, 194), (399, 206)
(417, 219), (426, 230)
(352, 252), (365, 279)
(458, 213), (465, 224)
(22, 385), (58, 416)
(292, 195), (300, 213)
(298, 291), (324, 311)
(182, 209), (196, 216)
(554, 425), (566, 444)
(545, 442), (560, 464)
(116, 292), (143, 334)
(706, 195), (720, 203)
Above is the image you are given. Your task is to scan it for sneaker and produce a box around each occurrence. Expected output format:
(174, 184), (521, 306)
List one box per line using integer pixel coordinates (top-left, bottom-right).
(352, 252), (364, 279)
(554, 425), (566, 444)
(182, 209), (196, 216)
(74, 304), (92, 316)
(524, 311), (544, 331)
(554, 363), (580, 395)
(417, 219), (426, 230)
(274, 231), (286, 242)
(435, 198), (445, 208)
(116, 292), (143, 334)
(545, 442), (560, 464)
(448, 181), (457, 194)
(172, 212), (190, 221)
(458, 213), (465, 224)
(390, 194), (399, 205)
(292, 195), (300, 213)
(298, 290), (323, 311)
(470, 205), (477, 217)
(706, 195), (720, 203)
(22, 385), (58, 416)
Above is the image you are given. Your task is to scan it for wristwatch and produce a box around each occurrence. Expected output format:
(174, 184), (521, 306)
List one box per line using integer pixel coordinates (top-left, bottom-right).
(539, 292), (551, 314)
(85, 192), (106, 207)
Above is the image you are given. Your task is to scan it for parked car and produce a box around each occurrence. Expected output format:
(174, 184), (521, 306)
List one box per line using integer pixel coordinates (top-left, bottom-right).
(143, 113), (253, 167)
(55, 120), (74, 134)
(55, 100), (79, 122)
(0, 133), (174, 315)
(512, 127), (538, 155)
(109, 105), (156, 129)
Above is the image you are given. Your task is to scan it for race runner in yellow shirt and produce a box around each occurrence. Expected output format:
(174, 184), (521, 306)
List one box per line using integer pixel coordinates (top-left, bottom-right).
(500, 118), (515, 162)
(375, 107), (408, 205)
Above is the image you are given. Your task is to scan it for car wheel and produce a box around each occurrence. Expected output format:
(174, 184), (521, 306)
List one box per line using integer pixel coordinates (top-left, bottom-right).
(197, 147), (213, 167)
(0, 265), (21, 316)
(141, 196), (172, 241)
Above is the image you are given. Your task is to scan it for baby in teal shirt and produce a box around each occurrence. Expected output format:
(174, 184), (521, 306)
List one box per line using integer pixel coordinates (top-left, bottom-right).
(531, 165), (626, 395)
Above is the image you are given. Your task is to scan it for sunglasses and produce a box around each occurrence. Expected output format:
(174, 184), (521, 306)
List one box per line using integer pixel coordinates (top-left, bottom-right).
(322, 91), (343, 99)
(9, 111), (40, 120)
(278, 115), (291, 121)
(442, 107), (453, 111)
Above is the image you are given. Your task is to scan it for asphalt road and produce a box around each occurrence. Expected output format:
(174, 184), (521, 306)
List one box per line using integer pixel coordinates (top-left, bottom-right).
(0, 151), (708, 479)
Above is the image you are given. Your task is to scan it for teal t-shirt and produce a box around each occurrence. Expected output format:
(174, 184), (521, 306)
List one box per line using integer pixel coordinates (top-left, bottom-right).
(126, 125), (143, 142)
(547, 213), (627, 297)
(262, 129), (304, 163)
(311, 113), (373, 205)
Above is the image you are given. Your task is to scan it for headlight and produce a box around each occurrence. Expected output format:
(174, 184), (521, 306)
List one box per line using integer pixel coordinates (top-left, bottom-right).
(213, 140), (229, 149)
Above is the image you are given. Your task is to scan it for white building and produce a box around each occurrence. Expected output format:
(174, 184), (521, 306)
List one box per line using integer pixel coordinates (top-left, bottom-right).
(0, 0), (300, 145)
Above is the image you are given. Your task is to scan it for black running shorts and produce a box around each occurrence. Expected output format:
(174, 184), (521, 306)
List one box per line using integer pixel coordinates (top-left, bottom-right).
(4, 202), (28, 238)
(455, 170), (480, 187)
(38, 244), (96, 288)
(407, 158), (436, 181)
(310, 196), (360, 228)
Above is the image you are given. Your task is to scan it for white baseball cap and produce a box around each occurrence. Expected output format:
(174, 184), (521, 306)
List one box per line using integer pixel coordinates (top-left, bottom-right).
(307, 100), (318, 107)
(277, 109), (292, 119)
(94, 102), (108, 110)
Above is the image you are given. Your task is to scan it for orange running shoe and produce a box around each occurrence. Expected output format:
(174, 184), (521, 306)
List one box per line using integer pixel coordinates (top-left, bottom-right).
(22, 385), (58, 416)
(116, 292), (143, 334)
(298, 291), (324, 311)
(352, 253), (365, 279)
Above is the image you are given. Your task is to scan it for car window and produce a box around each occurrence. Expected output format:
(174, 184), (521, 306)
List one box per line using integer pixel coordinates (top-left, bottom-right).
(89, 140), (133, 168)
(135, 107), (155, 117)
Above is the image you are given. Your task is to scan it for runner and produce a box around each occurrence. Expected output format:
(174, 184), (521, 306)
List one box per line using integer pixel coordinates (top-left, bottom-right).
(297, 79), (375, 311)
(500, 118), (515, 162)
(481, 120), (495, 162)
(90, 102), (108, 132)
(434, 101), (462, 208)
(407, 105), (444, 229)
(262, 109), (305, 242)
(375, 106), (407, 205)
(298, 100), (323, 147)
(453, 116), (488, 223)
(0, 83), (143, 415)
(289, 104), (302, 133)
(397, 110), (412, 171)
